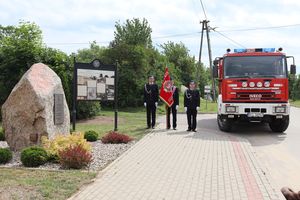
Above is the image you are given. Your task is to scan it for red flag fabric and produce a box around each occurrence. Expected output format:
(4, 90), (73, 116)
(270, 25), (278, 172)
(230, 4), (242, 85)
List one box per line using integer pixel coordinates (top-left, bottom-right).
(159, 67), (174, 107)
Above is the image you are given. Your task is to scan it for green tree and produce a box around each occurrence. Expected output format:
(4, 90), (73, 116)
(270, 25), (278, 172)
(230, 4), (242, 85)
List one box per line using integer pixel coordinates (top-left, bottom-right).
(111, 18), (152, 48)
(0, 22), (43, 106)
(197, 63), (211, 97)
(105, 18), (160, 107)
(292, 75), (300, 100)
(0, 22), (85, 119)
(160, 42), (196, 86)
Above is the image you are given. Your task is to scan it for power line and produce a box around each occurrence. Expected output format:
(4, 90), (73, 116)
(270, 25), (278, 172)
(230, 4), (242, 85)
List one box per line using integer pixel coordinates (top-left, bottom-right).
(199, 0), (208, 20)
(47, 41), (110, 46)
(191, 0), (202, 21)
(47, 32), (202, 46)
(153, 32), (200, 39)
(212, 30), (246, 48)
(45, 23), (300, 46)
(219, 23), (300, 32)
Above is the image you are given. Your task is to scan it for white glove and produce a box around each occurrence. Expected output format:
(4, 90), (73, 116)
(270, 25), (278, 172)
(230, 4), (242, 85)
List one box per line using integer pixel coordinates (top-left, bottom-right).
(155, 102), (158, 107)
(196, 107), (200, 111)
(184, 107), (187, 112)
(176, 105), (179, 110)
(144, 102), (147, 107)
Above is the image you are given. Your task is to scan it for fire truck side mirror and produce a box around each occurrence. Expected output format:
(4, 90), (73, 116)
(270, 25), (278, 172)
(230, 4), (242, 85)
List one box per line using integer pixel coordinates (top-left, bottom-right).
(290, 64), (296, 75)
(213, 65), (218, 78)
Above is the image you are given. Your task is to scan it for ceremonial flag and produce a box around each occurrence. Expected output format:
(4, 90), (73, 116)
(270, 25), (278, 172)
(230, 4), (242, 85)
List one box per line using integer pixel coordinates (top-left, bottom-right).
(159, 67), (174, 107)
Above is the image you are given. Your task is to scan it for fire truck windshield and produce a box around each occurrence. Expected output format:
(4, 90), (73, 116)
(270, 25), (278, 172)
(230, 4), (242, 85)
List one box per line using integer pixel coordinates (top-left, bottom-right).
(223, 56), (287, 78)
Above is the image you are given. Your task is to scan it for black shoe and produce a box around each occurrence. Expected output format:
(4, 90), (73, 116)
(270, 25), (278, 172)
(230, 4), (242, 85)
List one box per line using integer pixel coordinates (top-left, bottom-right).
(173, 127), (177, 130)
(187, 129), (191, 132)
(192, 129), (197, 132)
(167, 127), (171, 130)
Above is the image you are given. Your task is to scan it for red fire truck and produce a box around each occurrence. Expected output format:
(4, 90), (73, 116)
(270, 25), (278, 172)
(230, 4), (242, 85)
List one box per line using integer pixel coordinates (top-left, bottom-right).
(213, 48), (296, 132)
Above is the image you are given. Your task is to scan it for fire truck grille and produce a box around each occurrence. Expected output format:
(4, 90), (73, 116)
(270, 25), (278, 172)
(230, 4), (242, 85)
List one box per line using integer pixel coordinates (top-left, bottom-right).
(234, 92), (278, 100)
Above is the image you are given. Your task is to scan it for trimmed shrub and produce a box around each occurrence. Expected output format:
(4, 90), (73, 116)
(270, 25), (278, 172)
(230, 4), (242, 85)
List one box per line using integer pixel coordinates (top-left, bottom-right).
(101, 131), (133, 144)
(77, 101), (101, 120)
(58, 144), (92, 169)
(21, 146), (48, 167)
(0, 130), (5, 141)
(84, 130), (98, 142)
(0, 148), (12, 164)
(42, 133), (91, 162)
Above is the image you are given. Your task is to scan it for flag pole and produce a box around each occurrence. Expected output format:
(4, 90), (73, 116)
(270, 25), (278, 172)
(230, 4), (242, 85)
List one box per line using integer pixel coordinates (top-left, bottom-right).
(166, 104), (169, 129)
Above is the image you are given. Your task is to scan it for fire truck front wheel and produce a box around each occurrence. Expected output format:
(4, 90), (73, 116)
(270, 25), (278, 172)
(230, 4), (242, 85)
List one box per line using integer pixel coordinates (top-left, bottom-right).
(269, 116), (289, 133)
(217, 115), (233, 132)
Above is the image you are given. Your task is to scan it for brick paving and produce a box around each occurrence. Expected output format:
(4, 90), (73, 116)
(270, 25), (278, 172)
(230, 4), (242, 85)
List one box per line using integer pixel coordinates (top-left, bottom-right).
(69, 114), (284, 200)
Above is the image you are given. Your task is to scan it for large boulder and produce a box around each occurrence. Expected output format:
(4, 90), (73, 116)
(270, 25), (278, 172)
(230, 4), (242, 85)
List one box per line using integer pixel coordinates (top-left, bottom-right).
(1, 63), (70, 151)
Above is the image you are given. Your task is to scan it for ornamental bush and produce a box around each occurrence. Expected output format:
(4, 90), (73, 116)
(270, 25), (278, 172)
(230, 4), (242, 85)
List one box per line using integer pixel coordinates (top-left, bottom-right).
(0, 148), (12, 164)
(101, 131), (133, 144)
(0, 130), (5, 141)
(42, 133), (91, 162)
(84, 130), (98, 142)
(58, 144), (92, 169)
(21, 146), (48, 167)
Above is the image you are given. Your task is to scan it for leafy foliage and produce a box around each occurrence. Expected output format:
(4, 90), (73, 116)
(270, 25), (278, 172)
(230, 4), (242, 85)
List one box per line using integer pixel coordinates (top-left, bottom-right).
(101, 131), (133, 144)
(0, 22), (43, 107)
(290, 74), (300, 100)
(77, 101), (101, 120)
(0, 130), (5, 141)
(0, 18), (212, 120)
(58, 144), (92, 169)
(42, 133), (91, 162)
(21, 146), (48, 167)
(0, 148), (12, 164)
(160, 41), (197, 86)
(84, 130), (99, 142)
(111, 18), (152, 48)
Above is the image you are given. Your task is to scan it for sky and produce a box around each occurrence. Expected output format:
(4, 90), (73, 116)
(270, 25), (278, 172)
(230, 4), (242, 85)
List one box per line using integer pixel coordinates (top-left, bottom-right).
(1, 0), (300, 73)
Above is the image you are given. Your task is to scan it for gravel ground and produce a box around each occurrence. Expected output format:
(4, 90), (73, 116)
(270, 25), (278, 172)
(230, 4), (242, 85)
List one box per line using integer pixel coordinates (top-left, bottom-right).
(0, 140), (135, 171)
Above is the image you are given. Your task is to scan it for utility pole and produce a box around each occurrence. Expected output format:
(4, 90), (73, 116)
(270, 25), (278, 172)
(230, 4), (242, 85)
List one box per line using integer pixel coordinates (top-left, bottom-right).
(198, 20), (216, 102)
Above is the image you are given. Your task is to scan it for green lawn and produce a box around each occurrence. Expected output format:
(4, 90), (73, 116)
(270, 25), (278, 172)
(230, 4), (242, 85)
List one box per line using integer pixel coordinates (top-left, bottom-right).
(76, 108), (151, 140)
(0, 109), (148, 200)
(157, 92), (217, 114)
(0, 168), (96, 200)
(290, 100), (300, 108)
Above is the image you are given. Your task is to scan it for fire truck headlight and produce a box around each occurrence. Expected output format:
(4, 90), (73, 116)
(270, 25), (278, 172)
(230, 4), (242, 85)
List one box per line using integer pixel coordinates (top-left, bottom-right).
(275, 106), (286, 113)
(257, 82), (262, 87)
(264, 81), (270, 87)
(249, 82), (255, 87)
(226, 106), (237, 113)
(242, 82), (247, 87)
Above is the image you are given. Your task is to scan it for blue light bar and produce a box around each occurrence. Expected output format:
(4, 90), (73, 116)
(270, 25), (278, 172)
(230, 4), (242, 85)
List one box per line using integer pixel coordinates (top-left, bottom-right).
(233, 48), (276, 53)
(234, 48), (247, 53)
(262, 48), (275, 52)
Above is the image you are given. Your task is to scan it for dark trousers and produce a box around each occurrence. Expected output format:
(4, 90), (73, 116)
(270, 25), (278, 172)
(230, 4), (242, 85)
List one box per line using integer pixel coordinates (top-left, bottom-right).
(146, 104), (156, 128)
(187, 109), (197, 130)
(167, 106), (177, 128)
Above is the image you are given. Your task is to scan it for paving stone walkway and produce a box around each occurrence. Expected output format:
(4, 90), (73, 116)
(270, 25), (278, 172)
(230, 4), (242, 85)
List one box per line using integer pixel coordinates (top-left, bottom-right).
(69, 114), (284, 200)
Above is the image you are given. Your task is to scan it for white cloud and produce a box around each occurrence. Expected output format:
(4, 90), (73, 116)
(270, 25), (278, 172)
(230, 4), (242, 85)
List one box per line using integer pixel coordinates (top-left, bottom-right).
(0, 0), (300, 72)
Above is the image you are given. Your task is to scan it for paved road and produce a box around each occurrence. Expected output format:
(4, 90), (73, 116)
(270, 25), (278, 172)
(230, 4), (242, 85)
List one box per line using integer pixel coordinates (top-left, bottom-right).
(198, 106), (300, 191)
(70, 111), (286, 200)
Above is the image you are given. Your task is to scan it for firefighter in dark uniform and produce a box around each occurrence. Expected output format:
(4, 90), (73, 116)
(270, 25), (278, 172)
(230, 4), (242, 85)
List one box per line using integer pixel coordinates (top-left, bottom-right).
(144, 76), (159, 129)
(184, 80), (200, 132)
(167, 78), (179, 130)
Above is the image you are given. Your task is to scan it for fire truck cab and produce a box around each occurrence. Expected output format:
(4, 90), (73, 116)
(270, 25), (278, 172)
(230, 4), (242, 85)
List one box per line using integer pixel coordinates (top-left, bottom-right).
(213, 48), (296, 132)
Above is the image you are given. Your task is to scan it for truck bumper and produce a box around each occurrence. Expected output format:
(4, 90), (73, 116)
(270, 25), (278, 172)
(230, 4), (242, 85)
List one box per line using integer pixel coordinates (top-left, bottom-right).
(218, 102), (290, 122)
